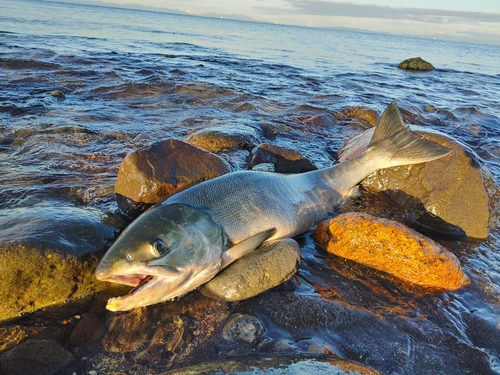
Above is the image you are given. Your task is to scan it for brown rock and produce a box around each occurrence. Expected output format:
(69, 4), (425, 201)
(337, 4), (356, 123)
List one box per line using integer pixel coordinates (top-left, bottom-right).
(115, 139), (229, 216)
(201, 238), (301, 301)
(186, 125), (261, 153)
(334, 106), (378, 128)
(338, 126), (500, 238)
(398, 57), (435, 71)
(249, 143), (317, 173)
(314, 213), (470, 291)
(305, 113), (336, 127)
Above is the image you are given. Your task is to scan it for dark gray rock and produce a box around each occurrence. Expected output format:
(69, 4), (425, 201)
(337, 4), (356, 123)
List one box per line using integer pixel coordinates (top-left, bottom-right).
(222, 313), (265, 345)
(0, 339), (74, 375)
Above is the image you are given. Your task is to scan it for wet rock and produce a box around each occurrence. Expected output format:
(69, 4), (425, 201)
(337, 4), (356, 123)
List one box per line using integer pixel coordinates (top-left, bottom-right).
(186, 125), (261, 153)
(249, 143), (317, 173)
(161, 356), (383, 375)
(222, 313), (265, 345)
(0, 206), (119, 322)
(0, 338), (74, 375)
(305, 112), (336, 127)
(0, 326), (28, 353)
(334, 106), (378, 128)
(115, 139), (229, 217)
(314, 212), (470, 291)
(201, 239), (301, 302)
(48, 90), (65, 99)
(251, 162), (275, 172)
(339, 126), (500, 238)
(100, 294), (230, 368)
(68, 313), (104, 347)
(398, 57), (435, 71)
(234, 102), (255, 112)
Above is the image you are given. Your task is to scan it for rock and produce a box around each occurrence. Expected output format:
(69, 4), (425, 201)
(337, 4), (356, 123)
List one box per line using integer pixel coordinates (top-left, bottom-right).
(334, 106), (378, 128)
(48, 90), (65, 99)
(398, 57), (435, 71)
(249, 143), (317, 173)
(201, 238), (301, 301)
(314, 213), (470, 291)
(68, 313), (104, 347)
(222, 313), (265, 345)
(338, 126), (500, 238)
(0, 339), (74, 375)
(115, 139), (229, 217)
(160, 356), (383, 375)
(0, 326), (28, 353)
(251, 163), (275, 172)
(186, 125), (261, 153)
(305, 113), (336, 127)
(0, 206), (120, 322)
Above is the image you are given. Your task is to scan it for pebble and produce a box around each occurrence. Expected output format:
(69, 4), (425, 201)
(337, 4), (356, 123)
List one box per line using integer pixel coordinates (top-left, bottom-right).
(222, 313), (265, 345)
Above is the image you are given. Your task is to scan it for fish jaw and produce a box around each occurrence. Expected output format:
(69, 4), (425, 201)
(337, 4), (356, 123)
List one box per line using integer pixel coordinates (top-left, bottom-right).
(105, 272), (190, 312)
(95, 237), (224, 311)
(97, 261), (192, 311)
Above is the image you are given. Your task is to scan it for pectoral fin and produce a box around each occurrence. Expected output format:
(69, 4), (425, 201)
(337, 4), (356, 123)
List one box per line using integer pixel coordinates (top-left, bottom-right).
(221, 228), (276, 269)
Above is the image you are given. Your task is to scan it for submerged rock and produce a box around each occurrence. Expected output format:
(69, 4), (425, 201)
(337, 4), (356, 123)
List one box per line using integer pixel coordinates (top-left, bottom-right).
(339, 126), (500, 238)
(0, 338), (74, 375)
(222, 313), (265, 345)
(0, 206), (121, 322)
(115, 139), (229, 217)
(186, 125), (261, 153)
(314, 212), (470, 291)
(161, 355), (383, 375)
(201, 239), (301, 301)
(249, 143), (317, 173)
(398, 57), (435, 71)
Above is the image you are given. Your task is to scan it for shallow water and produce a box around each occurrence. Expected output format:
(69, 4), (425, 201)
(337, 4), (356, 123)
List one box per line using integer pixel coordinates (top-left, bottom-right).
(1, 0), (500, 374)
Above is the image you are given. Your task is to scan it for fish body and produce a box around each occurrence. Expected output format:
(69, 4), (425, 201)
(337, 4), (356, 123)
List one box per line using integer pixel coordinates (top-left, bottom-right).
(96, 101), (452, 311)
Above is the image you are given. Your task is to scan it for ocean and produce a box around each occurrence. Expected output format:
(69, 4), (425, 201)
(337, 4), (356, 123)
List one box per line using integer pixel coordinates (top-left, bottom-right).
(1, 0), (500, 374)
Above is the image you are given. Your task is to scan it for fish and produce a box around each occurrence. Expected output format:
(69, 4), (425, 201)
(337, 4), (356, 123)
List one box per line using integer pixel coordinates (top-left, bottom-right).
(95, 101), (452, 311)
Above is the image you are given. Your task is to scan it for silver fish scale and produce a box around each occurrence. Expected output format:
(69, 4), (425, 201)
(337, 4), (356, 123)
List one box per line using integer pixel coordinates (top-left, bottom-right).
(164, 170), (333, 244)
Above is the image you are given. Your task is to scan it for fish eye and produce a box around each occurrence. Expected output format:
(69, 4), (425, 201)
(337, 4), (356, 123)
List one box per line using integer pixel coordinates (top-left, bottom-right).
(151, 237), (168, 256)
(126, 253), (134, 261)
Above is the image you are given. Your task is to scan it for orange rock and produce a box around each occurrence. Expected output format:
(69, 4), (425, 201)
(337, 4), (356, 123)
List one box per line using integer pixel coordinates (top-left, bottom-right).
(314, 213), (470, 291)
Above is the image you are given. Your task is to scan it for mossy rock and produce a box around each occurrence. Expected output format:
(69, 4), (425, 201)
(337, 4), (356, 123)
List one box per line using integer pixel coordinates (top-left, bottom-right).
(398, 57), (435, 71)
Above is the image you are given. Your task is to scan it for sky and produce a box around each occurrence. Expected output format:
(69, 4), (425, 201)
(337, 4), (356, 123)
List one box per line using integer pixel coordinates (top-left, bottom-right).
(101, 0), (500, 45)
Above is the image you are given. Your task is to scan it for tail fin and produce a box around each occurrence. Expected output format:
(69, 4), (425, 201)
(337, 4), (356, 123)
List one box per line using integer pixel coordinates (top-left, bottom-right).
(369, 101), (452, 168)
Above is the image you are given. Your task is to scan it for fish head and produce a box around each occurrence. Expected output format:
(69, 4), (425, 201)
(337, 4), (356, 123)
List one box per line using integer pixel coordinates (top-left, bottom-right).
(95, 203), (226, 311)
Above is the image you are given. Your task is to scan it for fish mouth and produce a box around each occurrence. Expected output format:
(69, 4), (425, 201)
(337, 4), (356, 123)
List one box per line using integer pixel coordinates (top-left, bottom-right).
(96, 265), (190, 311)
(102, 267), (190, 312)
(106, 273), (152, 287)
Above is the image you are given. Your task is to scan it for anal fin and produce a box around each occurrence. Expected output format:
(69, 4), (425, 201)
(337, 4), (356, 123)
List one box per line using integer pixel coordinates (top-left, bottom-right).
(221, 228), (276, 269)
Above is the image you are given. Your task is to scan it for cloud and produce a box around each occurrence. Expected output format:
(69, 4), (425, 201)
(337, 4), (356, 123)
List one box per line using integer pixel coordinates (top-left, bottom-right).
(279, 1), (500, 23)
